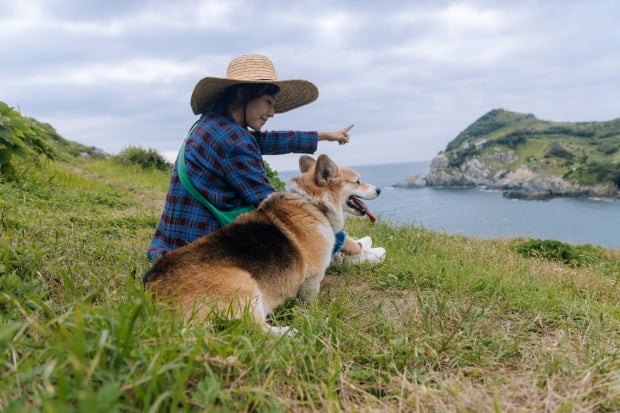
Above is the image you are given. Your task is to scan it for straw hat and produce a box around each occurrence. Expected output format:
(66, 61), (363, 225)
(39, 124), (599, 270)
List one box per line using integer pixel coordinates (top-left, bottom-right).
(190, 54), (319, 115)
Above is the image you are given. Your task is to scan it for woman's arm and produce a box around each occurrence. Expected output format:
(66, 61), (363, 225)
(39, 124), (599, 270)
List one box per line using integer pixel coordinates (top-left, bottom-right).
(253, 124), (354, 154)
(318, 124), (354, 145)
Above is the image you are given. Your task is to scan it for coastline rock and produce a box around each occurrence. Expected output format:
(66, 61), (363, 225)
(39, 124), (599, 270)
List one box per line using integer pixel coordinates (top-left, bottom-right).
(425, 150), (518, 187)
(393, 173), (426, 188)
(502, 190), (554, 201)
(410, 153), (619, 200)
(492, 166), (619, 199)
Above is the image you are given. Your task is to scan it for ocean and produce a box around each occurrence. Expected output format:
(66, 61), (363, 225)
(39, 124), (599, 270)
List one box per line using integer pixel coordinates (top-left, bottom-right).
(278, 161), (620, 249)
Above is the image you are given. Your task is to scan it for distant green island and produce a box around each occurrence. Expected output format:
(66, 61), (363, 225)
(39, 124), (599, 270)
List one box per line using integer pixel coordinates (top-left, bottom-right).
(396, 109), (620, 200)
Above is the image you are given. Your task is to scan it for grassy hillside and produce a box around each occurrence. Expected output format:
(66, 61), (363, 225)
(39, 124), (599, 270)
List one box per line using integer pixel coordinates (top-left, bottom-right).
(1, 106), (619, 411)
(444, 109), (620, 187)
(0, 102), (106, 175)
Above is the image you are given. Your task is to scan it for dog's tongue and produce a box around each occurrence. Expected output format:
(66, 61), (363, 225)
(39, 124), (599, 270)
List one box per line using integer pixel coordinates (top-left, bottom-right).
(354, 198), (377, 223)
(365, 206), (377, 223)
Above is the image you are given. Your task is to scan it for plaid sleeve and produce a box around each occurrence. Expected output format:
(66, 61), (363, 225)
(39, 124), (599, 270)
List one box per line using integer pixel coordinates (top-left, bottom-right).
(251, 130), (318, 155)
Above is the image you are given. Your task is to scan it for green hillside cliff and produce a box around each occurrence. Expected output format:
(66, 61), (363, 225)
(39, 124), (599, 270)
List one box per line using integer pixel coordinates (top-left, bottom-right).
(0, 101), (105, 178)
(423, 109), (620, 199)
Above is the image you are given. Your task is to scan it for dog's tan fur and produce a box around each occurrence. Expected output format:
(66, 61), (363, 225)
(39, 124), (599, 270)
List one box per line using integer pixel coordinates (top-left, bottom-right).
(142, 154), (380, 334)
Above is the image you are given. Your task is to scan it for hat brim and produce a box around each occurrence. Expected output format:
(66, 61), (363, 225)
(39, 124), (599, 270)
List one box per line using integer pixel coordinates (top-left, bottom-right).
(190, 77), (318, 115)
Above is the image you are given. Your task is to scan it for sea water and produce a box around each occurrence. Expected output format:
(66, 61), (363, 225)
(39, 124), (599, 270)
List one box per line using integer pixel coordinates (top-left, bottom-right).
(278, 161), (620, 249)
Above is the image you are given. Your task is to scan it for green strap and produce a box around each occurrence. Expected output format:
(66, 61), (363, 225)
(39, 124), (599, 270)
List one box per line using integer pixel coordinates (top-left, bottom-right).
(177, 139), (255, 227)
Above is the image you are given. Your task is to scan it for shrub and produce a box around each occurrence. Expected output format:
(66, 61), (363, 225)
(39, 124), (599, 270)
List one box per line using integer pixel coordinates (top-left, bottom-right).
(597, 141), (619, 155)
(565, 162), (620, 187)
(445, 145), (480, 168)
(114, 146), (172, 172)
(0, 102), (56, 179)
(496, 131), (528, 148)
(515, 239), (602, 267)
(265, 161), (285, 191)
(545, 142), (574, 160)
(543, 126), (595, 138)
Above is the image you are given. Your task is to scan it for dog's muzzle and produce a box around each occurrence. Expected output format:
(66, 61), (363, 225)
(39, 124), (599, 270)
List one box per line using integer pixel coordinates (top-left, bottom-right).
(346, 190), (380, 223)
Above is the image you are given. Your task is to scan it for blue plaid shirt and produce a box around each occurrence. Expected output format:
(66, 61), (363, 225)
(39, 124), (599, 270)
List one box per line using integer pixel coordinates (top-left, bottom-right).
(147, 106), (318, 261)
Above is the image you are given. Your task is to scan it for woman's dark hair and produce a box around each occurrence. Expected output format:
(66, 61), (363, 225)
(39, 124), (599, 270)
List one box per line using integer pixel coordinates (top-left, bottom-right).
(219, 83), (280, 108)
(218, 83), (280, 128)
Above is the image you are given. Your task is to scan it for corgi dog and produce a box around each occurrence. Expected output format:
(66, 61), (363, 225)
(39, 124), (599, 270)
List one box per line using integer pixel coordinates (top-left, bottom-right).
(142, 154), (380, 334)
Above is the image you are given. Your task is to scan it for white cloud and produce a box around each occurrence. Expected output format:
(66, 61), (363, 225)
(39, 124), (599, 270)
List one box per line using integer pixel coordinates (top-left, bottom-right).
(439, 2), (503, 31)
(18, 58), (199, 86)
(1, 0), (619, 172)
(0, 0), (44, 33)
(0, 0), (126, 36)
(195, 0), (240, 30)
(390, 2), (522, 67)
(313, 11), (356, 47)
(0, 0), (244, 39)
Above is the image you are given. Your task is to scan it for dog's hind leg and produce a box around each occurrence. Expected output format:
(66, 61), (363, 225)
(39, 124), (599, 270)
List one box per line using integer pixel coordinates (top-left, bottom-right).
(297, 270), (326, 301)
(250, 290), (296, 336)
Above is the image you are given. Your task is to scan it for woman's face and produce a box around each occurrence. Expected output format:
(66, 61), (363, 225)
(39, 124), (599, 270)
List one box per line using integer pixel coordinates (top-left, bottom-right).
(244, 94), (276, 130)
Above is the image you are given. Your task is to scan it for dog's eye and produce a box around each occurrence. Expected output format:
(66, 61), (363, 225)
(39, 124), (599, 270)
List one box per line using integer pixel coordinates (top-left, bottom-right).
(355, 179), (361, 185)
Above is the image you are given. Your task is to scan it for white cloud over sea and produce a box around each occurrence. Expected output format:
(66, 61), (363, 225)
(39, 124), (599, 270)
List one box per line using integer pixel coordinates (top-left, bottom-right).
(1, 0), (618, 171)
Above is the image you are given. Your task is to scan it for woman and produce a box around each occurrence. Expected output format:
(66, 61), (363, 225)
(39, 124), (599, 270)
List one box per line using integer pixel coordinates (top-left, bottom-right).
(147, 54), (385, 264)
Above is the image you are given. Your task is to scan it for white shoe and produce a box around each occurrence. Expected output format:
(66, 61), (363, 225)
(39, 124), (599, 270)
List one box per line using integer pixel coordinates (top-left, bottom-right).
(330, 236), (386, 266)
(353, 236), (373, 249)
(343, 245), (386, 265)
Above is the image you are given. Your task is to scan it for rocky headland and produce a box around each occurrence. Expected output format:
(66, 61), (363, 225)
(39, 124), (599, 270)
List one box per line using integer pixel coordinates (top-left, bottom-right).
(396, 109), (620, 200)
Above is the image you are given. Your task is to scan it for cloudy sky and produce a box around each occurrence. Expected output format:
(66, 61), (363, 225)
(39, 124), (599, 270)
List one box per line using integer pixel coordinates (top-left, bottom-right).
(2, 0), (619, 171)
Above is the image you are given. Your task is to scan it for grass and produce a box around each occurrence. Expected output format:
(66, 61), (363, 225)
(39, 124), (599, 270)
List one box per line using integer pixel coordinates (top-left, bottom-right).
(1, 157), (619, 412)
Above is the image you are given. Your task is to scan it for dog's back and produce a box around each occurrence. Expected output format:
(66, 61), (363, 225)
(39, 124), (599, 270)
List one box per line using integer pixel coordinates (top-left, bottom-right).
(143, 192), (334, 327)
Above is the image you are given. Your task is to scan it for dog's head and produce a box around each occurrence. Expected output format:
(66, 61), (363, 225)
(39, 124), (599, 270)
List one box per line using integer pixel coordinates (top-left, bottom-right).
(287, 154), (381, 231)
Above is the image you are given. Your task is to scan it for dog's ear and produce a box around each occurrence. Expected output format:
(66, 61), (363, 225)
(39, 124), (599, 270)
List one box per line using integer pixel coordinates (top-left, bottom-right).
(299, 155), (316, 173)
(315, 154), (339, 186)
